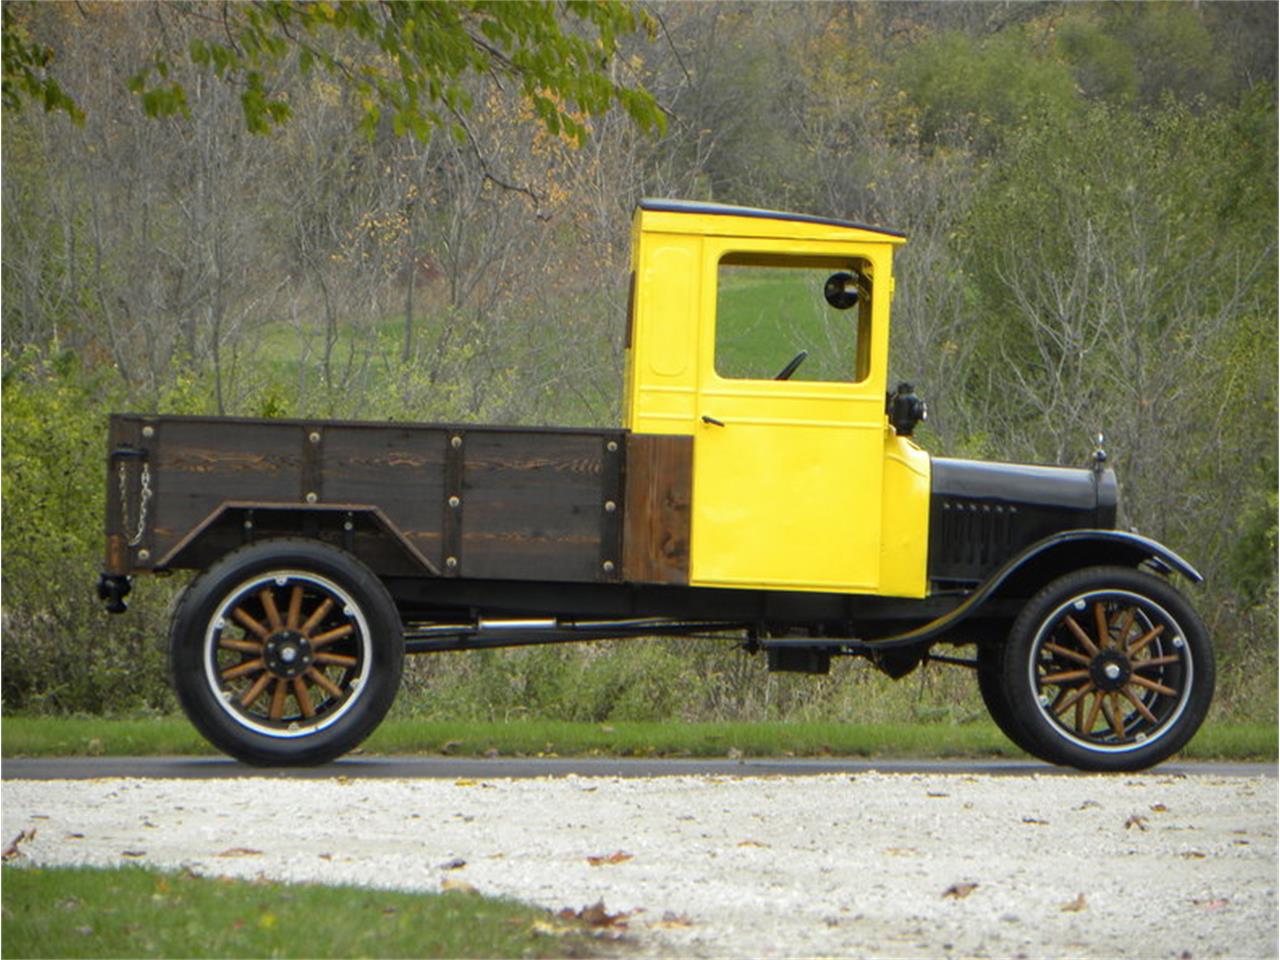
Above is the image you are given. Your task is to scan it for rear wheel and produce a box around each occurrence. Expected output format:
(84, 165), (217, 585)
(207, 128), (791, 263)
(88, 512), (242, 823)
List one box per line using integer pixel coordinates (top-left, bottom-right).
(170, 539), (403, 765)
(1000, 566), (1213, 772)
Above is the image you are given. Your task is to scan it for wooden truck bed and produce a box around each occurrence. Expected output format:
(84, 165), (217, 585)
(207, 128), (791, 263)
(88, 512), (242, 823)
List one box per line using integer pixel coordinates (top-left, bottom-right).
(105, 415), (693, 588)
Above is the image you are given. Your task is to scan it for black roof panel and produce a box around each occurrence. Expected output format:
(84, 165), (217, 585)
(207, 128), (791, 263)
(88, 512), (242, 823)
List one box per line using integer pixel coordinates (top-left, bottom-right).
(637, 198), (906, 239)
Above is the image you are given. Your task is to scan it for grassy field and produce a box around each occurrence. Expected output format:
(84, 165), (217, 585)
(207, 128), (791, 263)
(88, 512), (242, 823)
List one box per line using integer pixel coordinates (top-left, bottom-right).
(715, 263), (862, 382)
(1, 864), (598, 959)
(3, 715), (1274, 761)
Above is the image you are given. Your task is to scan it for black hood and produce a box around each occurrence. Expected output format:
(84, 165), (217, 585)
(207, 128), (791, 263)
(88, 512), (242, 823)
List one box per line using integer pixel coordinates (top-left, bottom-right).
(928, 457), (1118, 587)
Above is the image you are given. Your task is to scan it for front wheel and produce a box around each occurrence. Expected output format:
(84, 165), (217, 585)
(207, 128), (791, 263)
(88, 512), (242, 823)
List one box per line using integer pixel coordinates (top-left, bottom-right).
(1000, 566), (1213, 772)
(977, 642), (1045, 759)
(169, 539), (404, 765)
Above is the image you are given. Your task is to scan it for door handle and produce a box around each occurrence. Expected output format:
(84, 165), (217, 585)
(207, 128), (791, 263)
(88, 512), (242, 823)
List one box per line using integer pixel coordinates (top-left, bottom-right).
(701, 415), (725, 427)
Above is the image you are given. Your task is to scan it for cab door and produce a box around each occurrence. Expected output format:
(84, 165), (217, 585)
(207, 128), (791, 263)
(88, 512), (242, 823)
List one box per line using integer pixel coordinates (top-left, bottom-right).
(689, 240), (891, 593)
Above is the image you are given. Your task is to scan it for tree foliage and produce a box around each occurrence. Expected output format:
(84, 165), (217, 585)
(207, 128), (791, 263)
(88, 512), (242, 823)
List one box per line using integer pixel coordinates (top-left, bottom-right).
(4, 1), (662, 142)
(0, 4), (82, 122)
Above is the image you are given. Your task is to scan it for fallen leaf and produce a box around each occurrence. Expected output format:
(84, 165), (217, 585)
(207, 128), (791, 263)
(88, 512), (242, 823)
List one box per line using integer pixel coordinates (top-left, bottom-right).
(1060, 893), (1088, 912)
(120, 850), (147, 858)
(559, 900), (631, 928)
(3, 829), (36, 861)
(737, 839), (769, 848)
(1179, 851), (1207, 860)
(216, 847), (263, 858)
(883, 847), (919, 857)
(454, 778), (478, 787)
(1151, 803), (1169, 813)
(1076, 800), (1101, 810)
(926, 791), (950, 798)
(587, 850), (633, 866)
(1192, 898), (1229, 912)
(943, 882), (978, 900)
(438, 857), (467, 870)
(1124, 815), (1149, 831)
(441, 877), (477, 894)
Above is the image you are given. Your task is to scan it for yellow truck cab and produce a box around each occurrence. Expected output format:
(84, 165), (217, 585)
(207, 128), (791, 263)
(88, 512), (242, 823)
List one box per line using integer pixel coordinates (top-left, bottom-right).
(100, 199), (1214, 773)
(625, 199), (928, 598)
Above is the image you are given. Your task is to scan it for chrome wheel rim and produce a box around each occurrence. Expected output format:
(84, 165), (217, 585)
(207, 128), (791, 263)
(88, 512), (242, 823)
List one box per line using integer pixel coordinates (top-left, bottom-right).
(203, 570), (373, 738)
(1026, 589), (1193, 754)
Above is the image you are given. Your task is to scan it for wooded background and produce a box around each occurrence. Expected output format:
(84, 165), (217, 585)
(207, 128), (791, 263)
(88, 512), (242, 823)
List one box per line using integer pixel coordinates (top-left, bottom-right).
(3, 1), (1275, 724)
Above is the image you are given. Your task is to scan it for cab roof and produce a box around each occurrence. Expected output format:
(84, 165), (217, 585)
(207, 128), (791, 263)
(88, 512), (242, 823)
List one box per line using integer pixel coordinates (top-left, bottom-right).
(636, 198), (906, 241)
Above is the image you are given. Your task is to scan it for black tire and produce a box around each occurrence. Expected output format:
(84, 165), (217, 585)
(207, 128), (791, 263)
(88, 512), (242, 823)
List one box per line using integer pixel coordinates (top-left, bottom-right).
(976, 641), (1046, 759)
(999, 566), (1214, 772)
(169, 539), (404, 766)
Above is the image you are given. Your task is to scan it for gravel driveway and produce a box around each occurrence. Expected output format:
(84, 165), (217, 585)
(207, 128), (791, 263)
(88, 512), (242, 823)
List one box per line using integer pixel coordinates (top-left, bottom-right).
(3, 771), (1276, 958)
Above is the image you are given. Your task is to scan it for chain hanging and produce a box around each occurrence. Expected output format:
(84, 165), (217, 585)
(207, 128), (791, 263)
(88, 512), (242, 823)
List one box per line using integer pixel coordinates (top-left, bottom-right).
(118, 460), (152, 547)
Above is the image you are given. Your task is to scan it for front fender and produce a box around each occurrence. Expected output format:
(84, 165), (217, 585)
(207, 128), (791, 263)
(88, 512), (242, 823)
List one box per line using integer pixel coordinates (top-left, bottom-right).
(862, 529), (1200, 650)
(996, 529), (1202, 585)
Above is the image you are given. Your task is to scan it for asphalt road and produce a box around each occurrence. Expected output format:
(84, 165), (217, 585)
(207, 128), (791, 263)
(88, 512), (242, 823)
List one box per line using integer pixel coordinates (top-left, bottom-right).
(2, 755), (1273, 780)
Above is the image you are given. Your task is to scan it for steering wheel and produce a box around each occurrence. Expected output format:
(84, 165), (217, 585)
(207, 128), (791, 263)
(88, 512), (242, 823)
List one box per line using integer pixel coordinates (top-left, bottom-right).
(774, 350), (808, 381)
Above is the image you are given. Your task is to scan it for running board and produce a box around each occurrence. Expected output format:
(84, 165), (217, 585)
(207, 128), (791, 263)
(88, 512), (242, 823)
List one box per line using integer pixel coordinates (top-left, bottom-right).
(403, 617), (749, 653)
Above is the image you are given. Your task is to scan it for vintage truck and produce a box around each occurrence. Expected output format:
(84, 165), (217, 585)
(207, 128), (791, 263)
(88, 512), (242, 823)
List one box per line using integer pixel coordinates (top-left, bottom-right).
(98, 199), (1213, 772)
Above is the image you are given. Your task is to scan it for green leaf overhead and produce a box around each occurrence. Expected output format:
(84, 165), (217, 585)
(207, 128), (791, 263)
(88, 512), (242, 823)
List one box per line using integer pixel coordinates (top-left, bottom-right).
(6, 1), (663, 141)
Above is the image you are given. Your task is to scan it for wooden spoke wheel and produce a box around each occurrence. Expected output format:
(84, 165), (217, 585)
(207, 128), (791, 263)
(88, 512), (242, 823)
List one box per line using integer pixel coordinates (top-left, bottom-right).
(999, 566), (1213, 772)
(170, 539), (403, 766)
(207, 572), (369, 735)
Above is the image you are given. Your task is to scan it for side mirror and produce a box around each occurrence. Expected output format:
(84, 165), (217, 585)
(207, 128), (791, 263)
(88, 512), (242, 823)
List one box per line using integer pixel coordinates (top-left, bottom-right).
(823, 272), (860, 310)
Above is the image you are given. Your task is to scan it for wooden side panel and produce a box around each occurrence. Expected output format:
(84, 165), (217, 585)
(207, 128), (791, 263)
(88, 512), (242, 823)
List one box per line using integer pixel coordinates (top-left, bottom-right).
(149, 419), (302, 565)
(321, 425), (446, 563)
(623, 434), (692, 584)
(113, 414), (626, 583)
(460, 431), (618, 583)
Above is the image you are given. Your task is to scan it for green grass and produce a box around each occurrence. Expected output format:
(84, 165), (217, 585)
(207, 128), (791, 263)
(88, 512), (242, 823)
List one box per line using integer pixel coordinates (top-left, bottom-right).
(1, 864), (593, 959)
(3, 715), (1274, 761)
(716, 263), (863, 382)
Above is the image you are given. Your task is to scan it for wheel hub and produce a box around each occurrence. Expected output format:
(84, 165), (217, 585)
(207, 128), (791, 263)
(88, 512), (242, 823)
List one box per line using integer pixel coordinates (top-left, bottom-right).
(264, 630), (314, 679)
(1089, 648), (1132, 693)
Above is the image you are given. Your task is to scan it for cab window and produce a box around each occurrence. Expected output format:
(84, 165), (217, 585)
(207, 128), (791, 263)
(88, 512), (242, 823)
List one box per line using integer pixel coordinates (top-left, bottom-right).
(714, 253), (872, 383)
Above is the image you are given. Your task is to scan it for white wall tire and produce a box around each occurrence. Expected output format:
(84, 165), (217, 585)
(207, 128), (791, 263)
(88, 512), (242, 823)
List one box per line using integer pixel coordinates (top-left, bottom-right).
(170, 540), (403, 765)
